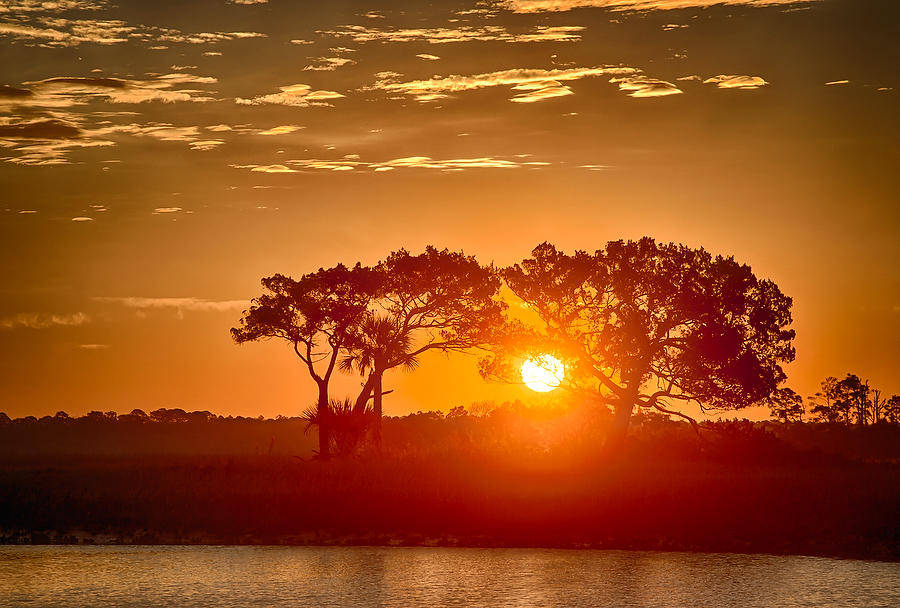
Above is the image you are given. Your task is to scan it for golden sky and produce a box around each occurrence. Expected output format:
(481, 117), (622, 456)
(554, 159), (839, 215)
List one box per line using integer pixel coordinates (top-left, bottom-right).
(1, 0), (898, 419)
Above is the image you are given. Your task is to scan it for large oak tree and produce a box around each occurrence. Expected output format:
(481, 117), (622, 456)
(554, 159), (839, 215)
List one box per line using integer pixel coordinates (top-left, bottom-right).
(342, 247), (505, 446)
(481, 238), (796, 445)
(231, 264), (379, 458)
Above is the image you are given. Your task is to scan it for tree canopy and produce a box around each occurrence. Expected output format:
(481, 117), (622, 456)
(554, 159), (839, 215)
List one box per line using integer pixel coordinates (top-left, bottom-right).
(481, 238), (796, 441)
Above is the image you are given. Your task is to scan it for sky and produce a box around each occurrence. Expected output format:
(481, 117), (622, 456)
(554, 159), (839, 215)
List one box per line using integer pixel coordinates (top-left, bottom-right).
(1, 0), (898, 420)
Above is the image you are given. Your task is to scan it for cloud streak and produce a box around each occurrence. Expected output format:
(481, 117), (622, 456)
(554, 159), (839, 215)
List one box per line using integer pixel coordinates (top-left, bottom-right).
(500, 0), (818, 12)
(318, 24), (584, 44)
(369, 66), (640, 102)
(0, 312), (89, 330)
(235, 84), (344, 107)
(94, 297), (248, 312)
(703, 74), (769, 89)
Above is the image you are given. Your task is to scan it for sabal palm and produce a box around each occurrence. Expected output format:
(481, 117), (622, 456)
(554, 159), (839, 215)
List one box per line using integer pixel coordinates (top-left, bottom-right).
(340, 314), (419, 377)
(341, 313), (419, 445)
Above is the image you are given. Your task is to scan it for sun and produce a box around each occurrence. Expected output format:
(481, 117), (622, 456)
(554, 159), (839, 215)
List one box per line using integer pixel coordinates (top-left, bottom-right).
(521, 355), (565, 392)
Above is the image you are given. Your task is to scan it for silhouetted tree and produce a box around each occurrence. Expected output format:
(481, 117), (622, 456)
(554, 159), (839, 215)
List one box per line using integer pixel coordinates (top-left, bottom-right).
(342, 247), (505, 447)
(810, 374), (874, 425)
(809, 376), (841, 423)
(885, 395), (900, 424)
(836, 374), (871, 425)
(232, 264), (379, 458)
(768, 387), (804, 423)
(481, 239), (795, 446)
(302, 398), (374, 457)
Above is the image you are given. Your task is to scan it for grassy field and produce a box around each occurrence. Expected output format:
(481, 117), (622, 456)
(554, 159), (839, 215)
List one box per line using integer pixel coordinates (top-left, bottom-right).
(2, 407), (898, 560)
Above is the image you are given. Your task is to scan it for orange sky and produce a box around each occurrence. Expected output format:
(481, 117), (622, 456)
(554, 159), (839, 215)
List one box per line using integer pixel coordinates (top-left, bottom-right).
(0, 0), (898, 419)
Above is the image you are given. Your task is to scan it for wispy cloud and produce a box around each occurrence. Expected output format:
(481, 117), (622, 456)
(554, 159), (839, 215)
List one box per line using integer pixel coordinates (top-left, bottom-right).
(0, 312), (89, 330)
(94, 296), (248, 312)
(500, 0), (817, 13)
(318, 24), (584, 44)
(2, 74), (217, 108)
(611, 75), (683, 97)
(369, 66), (639, 102)
(302, 57), (356, 71)
(232, 155), (552, 173)
(235, 84), (344, 107)
(703, 74), (769, 89)
(258, 125), (304, 135)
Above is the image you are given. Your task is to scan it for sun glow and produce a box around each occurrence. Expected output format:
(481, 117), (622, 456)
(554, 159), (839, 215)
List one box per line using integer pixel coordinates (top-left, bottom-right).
(521, 355), (565, 392)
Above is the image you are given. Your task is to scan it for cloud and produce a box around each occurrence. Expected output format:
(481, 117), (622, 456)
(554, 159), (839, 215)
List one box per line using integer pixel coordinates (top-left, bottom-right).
(230, 163), (298, 173)
(0, 125), (116, 165)
(94, 296), (248, 312)
(318, 24), (584, 44)
(0, 120), (224, 164)
(416, 54), (440, 60)
(303, 57), (356, 71)
(235, 84), (344, 107)
(0, 2), (267, 48)
(703, 74), (769, 89)
(500, 0), (817, 12)
(0, 19), (135, 46)
(1, 74), (217, 109)
(510, 84), (575, 103)
(154, 30), (266, 45)
(0, 1), (110, 12)
(228, 0), (267, 4)
(152, 207), (182, 213)
(79, 343), (109, 349)
(188, 139), (224, 151)
(610, 75), (683, 97)
(825, 79), (849, 86)
(369, 66), (638, 102)
(258, 125), (304, 135)
(0, 118), (81, 139)
(95, 123), (201, 142)
(71, 216), (94, 221)
(233, 155), (553, 173)
(0, 312), (89, 330)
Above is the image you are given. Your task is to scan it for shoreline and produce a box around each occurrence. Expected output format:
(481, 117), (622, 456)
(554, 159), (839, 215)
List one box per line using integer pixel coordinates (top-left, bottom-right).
(3, 530), (897, 563)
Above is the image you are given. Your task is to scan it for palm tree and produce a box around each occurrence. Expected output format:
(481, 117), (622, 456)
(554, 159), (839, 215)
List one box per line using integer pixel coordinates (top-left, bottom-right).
(301, 398), (374, 457)
(341, 313), (419, 447)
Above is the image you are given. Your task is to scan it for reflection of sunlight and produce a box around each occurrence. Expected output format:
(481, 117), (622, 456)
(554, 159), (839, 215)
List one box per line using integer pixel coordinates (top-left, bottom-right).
(521, 355), (565, 392)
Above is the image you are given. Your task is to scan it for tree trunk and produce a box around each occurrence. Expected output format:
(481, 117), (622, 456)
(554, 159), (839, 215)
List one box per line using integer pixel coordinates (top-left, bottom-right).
(372, 370), (384, 449)
(605, 399), (634, 451)
(316, 385), (331, 460)
(353, 374), (376, 413)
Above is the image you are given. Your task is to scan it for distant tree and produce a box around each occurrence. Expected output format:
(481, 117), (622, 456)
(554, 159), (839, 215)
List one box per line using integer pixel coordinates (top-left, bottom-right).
(834, 375), (871, 425)
(808, 376), (841, 423)
(885, 395), (900, 424)
(0, 412), (10, 425)
(481, 239), (796, 446)
(232, 263), (379, 459)
(341, 247), (505, 447)
(871, 389), (885, 424)
(768, 387), (804, 423)
(150, 408), (189, 423)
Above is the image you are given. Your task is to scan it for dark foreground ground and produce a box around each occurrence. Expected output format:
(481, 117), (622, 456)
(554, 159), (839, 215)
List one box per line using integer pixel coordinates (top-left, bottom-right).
(1, 409), (898, 561)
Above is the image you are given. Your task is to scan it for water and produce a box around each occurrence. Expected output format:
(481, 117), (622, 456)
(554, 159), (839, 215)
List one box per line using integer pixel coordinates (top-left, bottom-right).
(1, 546), (898, 607)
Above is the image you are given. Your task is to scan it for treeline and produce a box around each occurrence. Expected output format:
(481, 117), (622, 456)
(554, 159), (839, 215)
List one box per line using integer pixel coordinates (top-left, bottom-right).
(0, 408), (316, 457)
(769, 374), (899, 424)
(2, 401), (899, 462)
